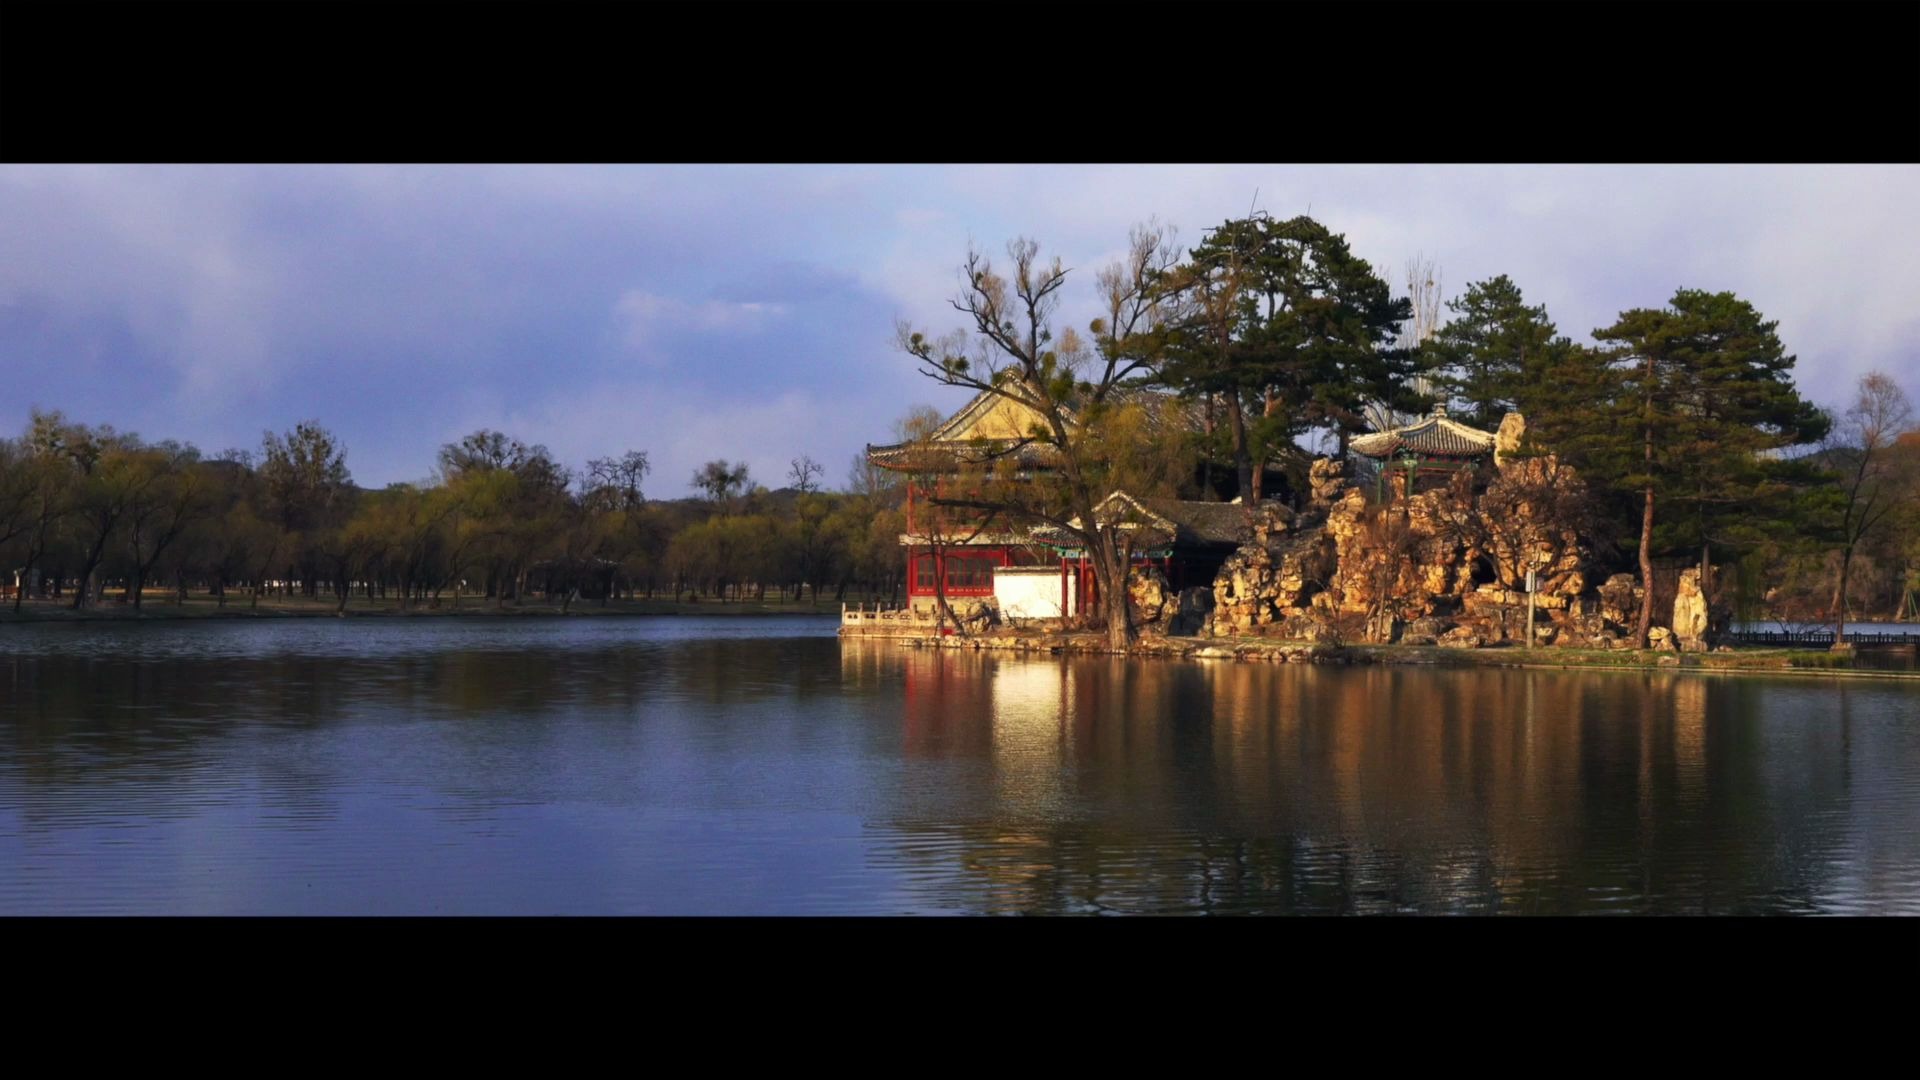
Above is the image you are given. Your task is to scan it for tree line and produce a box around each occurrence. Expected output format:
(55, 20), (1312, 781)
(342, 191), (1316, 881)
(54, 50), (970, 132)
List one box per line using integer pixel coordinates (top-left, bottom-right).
(0, 414), (916, 613)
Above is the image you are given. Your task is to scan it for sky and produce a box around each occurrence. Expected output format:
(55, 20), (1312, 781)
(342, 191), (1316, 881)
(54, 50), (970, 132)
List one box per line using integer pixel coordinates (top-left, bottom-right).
(1, 164), (1915, 495)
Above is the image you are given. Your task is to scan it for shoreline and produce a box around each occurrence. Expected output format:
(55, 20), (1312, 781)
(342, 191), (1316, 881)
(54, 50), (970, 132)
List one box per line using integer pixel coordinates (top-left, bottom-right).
(842, 627), (1920, 682)
(0, 600), (846, 622)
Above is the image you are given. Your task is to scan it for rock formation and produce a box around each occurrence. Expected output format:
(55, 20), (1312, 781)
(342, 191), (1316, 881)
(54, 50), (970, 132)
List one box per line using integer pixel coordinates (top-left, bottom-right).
(1672, 567), (1709, 652)
(1127, 565), (1173, 630)
(1195, 449), (1691, 650)
(1493, 411), (1526, 468)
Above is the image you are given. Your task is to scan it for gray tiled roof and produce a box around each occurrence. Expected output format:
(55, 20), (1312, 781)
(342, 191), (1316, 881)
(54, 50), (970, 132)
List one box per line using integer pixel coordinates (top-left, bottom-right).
(1138, 498), (1255, 546)
(1350, 406), (1496, 460)
(1030, 491), (1254, 550)
(865, 384), (1201, 472)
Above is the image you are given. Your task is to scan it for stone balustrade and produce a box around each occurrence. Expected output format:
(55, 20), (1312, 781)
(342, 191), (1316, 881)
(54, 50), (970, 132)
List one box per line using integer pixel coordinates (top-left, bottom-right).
(840, 603), (944, 629)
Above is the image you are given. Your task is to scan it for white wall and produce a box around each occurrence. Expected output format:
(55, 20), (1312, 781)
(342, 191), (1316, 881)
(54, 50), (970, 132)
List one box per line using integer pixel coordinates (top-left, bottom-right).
(995, 567), (1072, 620)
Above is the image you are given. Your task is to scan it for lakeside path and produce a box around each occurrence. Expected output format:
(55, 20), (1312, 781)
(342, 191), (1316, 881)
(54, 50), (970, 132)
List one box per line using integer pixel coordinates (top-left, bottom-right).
(844, 627), (1920, 682)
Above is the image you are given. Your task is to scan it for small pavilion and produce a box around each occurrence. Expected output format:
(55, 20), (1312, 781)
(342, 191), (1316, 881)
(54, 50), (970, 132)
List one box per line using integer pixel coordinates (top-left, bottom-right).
(1349, 404), (1499, 497)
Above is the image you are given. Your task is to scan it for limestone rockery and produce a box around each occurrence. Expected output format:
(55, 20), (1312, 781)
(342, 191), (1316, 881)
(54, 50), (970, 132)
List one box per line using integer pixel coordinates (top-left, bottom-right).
(1139, 453), (1719, 651)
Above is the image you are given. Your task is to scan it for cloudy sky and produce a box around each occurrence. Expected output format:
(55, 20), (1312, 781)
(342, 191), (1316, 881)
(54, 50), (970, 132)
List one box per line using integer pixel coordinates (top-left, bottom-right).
(2, 164), (1914, 494)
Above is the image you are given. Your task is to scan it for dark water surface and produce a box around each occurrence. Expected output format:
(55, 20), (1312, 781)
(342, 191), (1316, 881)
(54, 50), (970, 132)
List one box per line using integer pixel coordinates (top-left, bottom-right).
(3, 617), (1917, 914)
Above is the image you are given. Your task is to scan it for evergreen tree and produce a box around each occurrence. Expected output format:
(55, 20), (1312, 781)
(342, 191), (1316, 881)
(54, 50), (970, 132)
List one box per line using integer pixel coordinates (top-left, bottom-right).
(1590, 288), (1828, 646)
(1161, 213), (1413, 500)
(1430, 274), (1565, 430)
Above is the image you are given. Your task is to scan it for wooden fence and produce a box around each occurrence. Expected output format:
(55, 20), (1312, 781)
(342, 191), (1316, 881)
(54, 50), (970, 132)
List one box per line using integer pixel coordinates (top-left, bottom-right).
(1724, 629), (1920, 648)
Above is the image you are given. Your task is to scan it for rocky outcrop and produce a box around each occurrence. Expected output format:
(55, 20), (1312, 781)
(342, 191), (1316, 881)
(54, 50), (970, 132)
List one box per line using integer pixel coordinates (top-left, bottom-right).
(1127, 565), (1173, 630)
(1308, 456), (1347, 507)
(1182, 445), (1712, 645)
(1194, 445), (1687, 650)
(1494, 411), (1526, 468)
(1598, 573), (1641, 629)
(1167, 586), (1213, 637)
(1204, 501), (1335, 637)
(1672, 567), (1709, 652)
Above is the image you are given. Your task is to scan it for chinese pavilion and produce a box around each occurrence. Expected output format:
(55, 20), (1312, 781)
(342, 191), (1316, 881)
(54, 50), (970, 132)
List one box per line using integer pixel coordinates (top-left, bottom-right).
(864, 385), (1215, 614)
(1349, 403), (1499, 497)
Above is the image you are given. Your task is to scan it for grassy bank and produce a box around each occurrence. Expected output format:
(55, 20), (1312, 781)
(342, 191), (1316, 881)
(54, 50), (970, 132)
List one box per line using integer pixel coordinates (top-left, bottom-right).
(0, 592), (860, 621)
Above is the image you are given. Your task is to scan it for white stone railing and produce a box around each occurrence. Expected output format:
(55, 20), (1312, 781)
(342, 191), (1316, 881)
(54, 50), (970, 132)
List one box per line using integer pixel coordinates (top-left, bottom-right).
(841, 603), (944, 628)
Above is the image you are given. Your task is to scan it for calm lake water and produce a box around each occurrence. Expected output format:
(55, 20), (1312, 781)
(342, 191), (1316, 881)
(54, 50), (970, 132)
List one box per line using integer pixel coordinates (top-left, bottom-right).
(3, 616), (1918, 915)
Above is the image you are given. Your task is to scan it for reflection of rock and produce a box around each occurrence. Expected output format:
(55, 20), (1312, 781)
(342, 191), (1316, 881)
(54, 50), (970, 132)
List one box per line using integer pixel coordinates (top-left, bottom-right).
(1673, 567), (1709, 652)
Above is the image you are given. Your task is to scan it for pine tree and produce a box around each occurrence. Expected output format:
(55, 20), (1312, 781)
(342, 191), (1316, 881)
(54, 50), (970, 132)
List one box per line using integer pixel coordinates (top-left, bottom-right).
(1590, 289), (1828, 647)
(1430, 274), (1564, 431)
(1160, 213), (1412, 500)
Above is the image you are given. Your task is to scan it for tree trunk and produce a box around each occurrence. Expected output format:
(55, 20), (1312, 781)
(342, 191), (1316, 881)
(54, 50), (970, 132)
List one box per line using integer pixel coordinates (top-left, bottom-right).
(1094, 533), (1134, 652)
(930, 546), (963, 636)
(1635, 484), (1655, 649)
(1227, 395), (1252, 502)
(1633, 352), (1657, 650)
(14, 548), (36, 614)
(1700, 541), (1713, 647)
(72, 531), (112, 610)
(1834, 547), (1853, 649)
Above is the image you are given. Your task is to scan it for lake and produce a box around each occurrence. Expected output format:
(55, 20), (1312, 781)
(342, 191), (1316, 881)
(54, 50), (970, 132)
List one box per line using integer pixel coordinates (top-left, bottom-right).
(2, 616), (1917, 914)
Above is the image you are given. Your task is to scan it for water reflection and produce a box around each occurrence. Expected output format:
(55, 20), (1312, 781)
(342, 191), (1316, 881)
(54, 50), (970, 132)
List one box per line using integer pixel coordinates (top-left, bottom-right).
(861, 647), (1920, 915)
(1, 620), (1916, 914)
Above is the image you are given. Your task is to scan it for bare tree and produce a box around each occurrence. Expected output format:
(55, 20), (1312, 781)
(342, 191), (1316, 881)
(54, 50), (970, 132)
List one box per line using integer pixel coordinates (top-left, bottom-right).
(1827, 371), (1916, 645)
(900, 227), (1184, 651)
(1363, 254), (1443, 432)
(788, 454), (824, 494)
(586, 450), (650, 511)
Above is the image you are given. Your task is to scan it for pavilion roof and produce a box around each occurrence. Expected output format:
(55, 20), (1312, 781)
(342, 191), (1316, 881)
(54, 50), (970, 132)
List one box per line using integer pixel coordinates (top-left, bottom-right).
(864, 383), (1201, 473)
(1349, 404), (1496, 460)
(1030, 490), (1255, 550)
